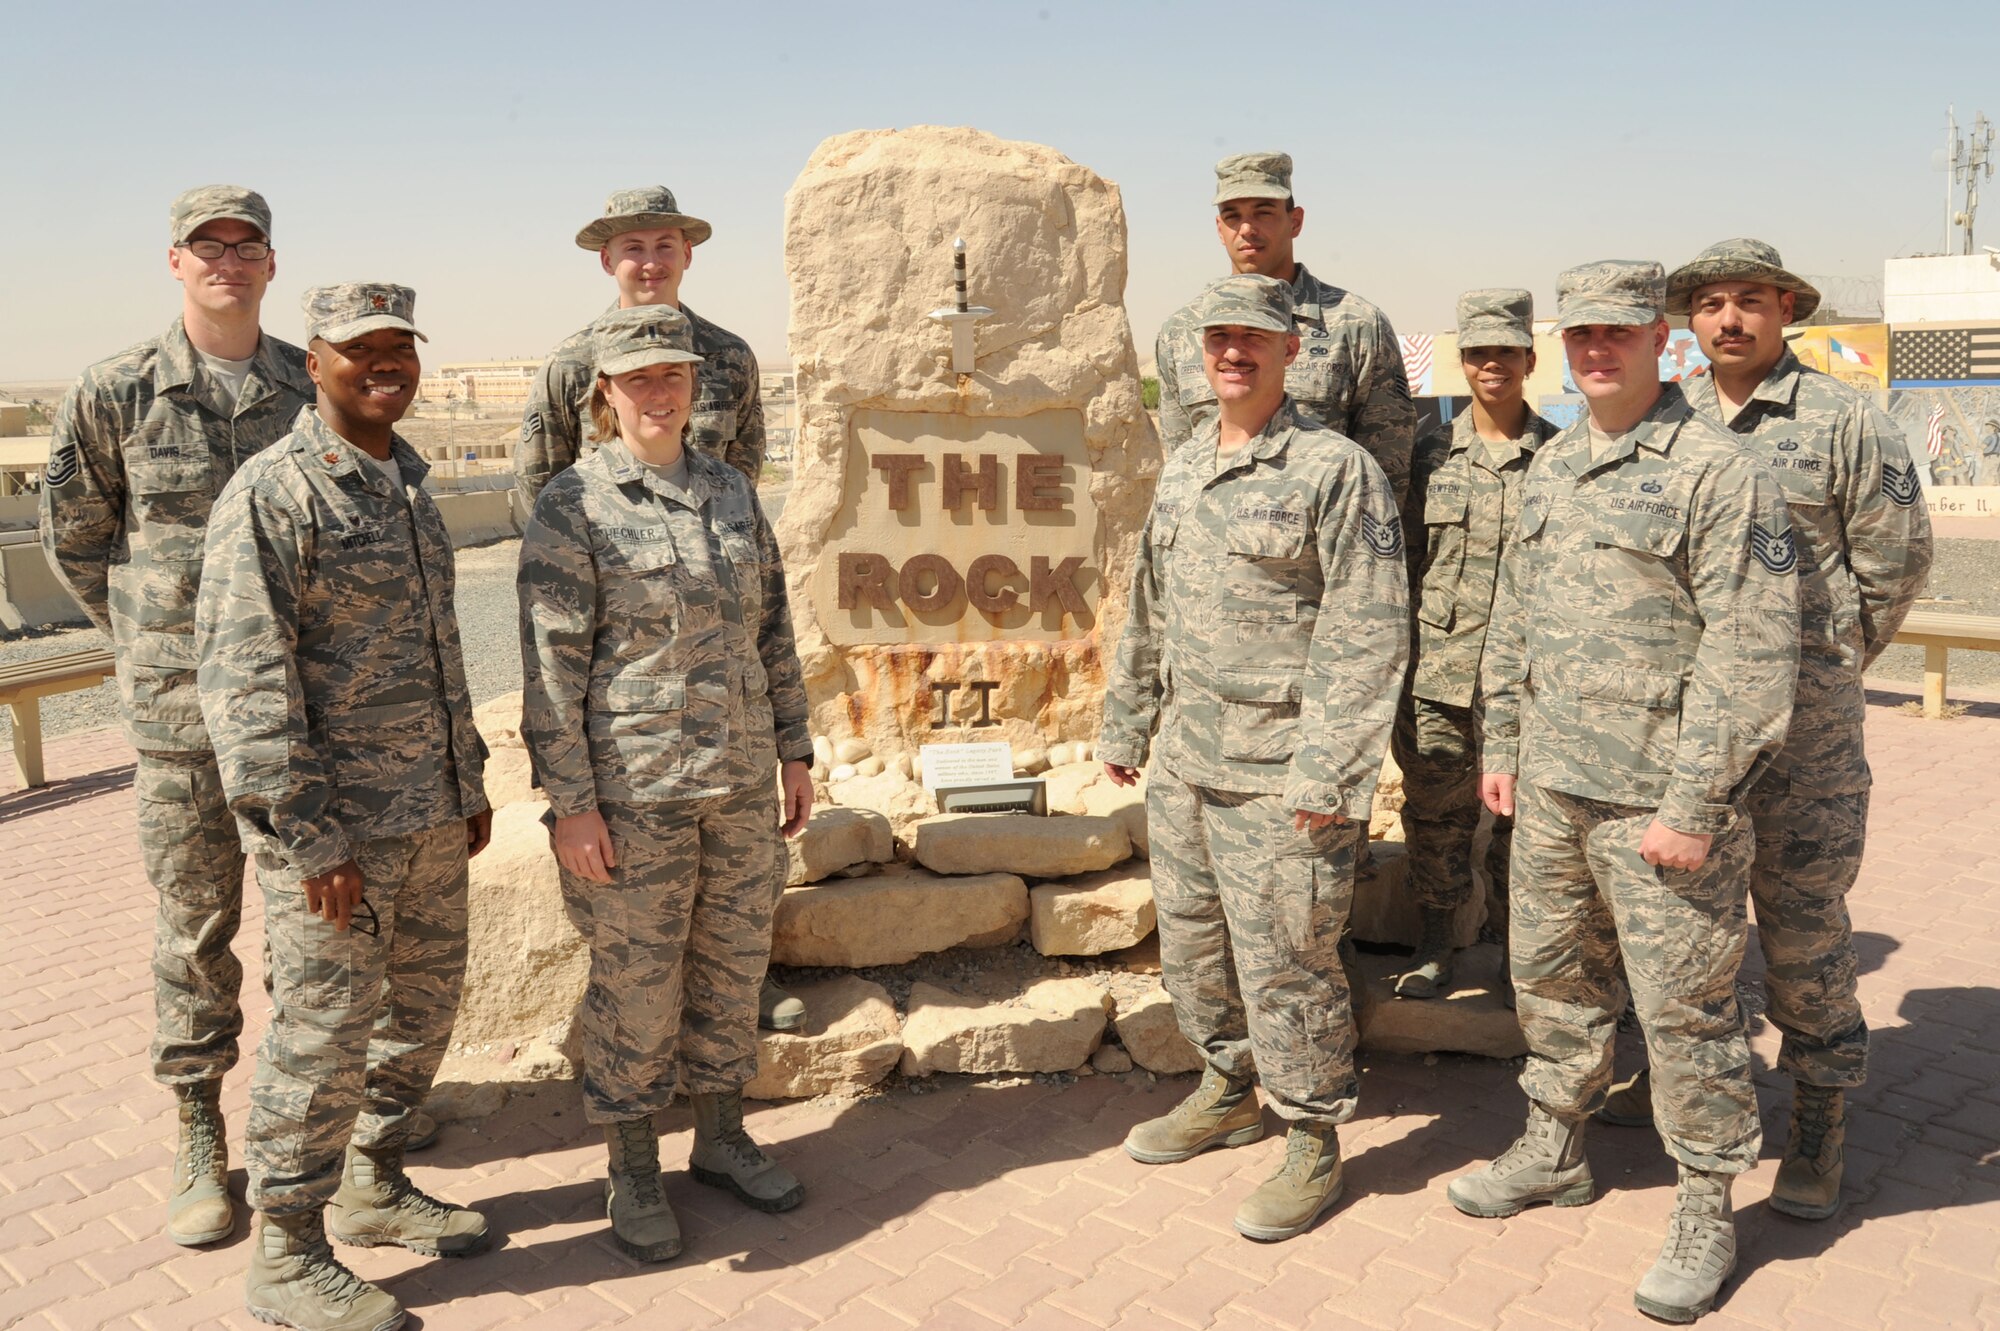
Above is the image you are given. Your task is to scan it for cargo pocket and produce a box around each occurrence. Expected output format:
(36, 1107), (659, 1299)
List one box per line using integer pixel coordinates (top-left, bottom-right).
(1572, 664), (1683, 775)
(589, 675), (687, 788)
(1220, 516), (1306, 623)
(1217, 674), (1301, 764)
(326, 697), (445, 826)
(1272, 854), (1346, 960)
(266, 886), (364, 1011)
(248, 1062), (319, 1134)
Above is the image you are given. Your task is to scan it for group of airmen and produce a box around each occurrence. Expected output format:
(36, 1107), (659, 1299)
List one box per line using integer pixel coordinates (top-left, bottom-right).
(35, 142), (1931, 1330)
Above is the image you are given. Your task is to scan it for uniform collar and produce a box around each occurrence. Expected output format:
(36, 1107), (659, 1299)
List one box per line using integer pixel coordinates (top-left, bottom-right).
(1683, 348), (1802, 425)
(157, 317), (311, 411)
(1211, 398), (1302, 476)
(597, 434), (720, 510)
(1559, 384), (1691, 479)
(1288, 264), (1336, 325)
(293, 407), (430, 490)
(1448, 406), (1546, 469)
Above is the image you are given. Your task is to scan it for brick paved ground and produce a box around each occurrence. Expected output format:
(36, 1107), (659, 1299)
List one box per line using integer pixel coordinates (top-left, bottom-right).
(3, 697), (1997, 1331)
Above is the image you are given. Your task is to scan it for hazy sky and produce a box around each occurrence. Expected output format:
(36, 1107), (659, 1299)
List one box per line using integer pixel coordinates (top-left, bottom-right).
(1, 1), (1991, 383)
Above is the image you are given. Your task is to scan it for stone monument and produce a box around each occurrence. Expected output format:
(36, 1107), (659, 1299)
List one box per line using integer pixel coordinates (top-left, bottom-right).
(776, 125), (1160, 770)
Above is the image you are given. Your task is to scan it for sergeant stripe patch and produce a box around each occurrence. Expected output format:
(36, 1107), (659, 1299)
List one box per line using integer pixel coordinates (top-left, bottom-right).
(1882, 459), (1921, 508)
(1749, 522), (1798, 575)
(1361, 510), (1405, 560)
(44, 439), (79, 488)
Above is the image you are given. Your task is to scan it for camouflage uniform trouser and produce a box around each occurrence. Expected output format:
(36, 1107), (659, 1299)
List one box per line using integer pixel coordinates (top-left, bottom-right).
(1511, 782), (1761, 1174)
(247, 821), (468, 1216)
(136, 750), (248, 1087)
(1391, 694), (1510, 920)
(1745, 784), (1870, 1088)
(1149, 776), (1359, 1125)
(558, 786), (782, 1125)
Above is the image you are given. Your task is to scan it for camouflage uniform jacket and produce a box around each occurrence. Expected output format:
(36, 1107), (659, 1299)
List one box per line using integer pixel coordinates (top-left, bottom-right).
(514, 300), (765, 510)
(1100, 399), (1410, 818)
(1405, 408), (1558, 708)
(517, 436), (811, 818)
(1155, 263), (1416, 504)
(1479, 384), (1800, 835)
(40, 319), (314, 751)
(1682, 351), (1933, 795)
(195, 409), (489, 879)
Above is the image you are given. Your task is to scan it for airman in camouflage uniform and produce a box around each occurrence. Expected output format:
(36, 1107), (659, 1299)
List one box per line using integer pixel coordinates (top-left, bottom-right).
(1393, 289), (1558, 998)
(198, 285), (493, 1331)
(39, 186), (319, 1248)
(1154, 153), (1415, 505)
(519, 306), (815, 1264)
(514, 187), (766, 500)
(1101, 275), (1409, 1243)
(1451, 261), (1800, 1324)
(1595, 241), (1932, 1225)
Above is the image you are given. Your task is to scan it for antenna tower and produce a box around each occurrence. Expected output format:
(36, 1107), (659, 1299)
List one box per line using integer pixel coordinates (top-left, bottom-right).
(1943, 106), (1995, 255)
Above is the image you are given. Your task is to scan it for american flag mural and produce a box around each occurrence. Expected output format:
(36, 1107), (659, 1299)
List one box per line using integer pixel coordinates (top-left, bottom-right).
(1399, 333), (1434, 397)
(1891, 325), (2000, 385)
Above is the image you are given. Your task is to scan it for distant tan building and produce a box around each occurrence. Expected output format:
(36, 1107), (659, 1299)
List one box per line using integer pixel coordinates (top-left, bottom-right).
(761, 370), (797, 463)
(417, 359), (541, 409)
(0, 401), (30, 437)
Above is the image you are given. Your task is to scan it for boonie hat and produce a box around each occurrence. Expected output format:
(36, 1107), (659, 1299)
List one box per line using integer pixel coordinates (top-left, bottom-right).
(302, 283), (427, 343)
(1456, 288), (1534, 349)
(591, 306), (705, 378)
(576, 186), (713, 250)
(1666, 238), (1821, 322)
(1553, 260), (1667, 331)
(1194, 274), (1295, 333)
(171, 185), (272, 245)
(1213, 152), (1293, 205)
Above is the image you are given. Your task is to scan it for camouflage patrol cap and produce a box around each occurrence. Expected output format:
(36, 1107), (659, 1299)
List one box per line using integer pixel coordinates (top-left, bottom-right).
(1553, 260), (1667, 331)
(1194, 274), (1295, 333)
(301, 283), (427, 344)
(1456, 288), (1535, 349)
(170, 185), (272, 245)
(1666, 238), (1821, 321)
(1214, 152), (1294, 205)
(591, 305), (705, 377)
(575, 186), (713, 250)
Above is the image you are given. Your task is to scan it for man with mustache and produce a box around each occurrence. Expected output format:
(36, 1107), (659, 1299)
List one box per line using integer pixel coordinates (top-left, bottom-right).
(198, 285), (494, 1331)
(1455, 261), (1800, 1323)
(514, 186), (800, 1032)
(1102, 274), (1408, 1243)
(1153, 152), (1415, 505)
(39, 187), (413, 1252)
(1595, 240), (1932, 1225)
(1392, 290), (1557, 998)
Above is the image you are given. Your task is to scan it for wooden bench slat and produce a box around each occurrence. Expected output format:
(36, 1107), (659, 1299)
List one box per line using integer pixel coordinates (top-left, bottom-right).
(0, 649), (116, 695)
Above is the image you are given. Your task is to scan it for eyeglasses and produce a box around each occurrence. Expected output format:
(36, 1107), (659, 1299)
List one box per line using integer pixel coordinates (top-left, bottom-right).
(350, 897), (380, 938)
(180, 239), (272, 261)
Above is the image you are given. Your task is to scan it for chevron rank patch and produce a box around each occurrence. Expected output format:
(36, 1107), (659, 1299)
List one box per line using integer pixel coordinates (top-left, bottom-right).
(1361, 509), (1405, 560)
(1882, 458), (1921, 508)
(1749, 522), (1798, 575)
(44, 438), (79, 488)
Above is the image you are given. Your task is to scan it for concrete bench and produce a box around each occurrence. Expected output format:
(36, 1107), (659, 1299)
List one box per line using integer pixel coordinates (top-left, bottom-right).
(1893, 610), (2000, 718)
(0, 648), (115, 787)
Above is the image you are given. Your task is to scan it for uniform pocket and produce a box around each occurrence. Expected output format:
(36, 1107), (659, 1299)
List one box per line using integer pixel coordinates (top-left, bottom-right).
(589, 675), (687, 786)
(1272, 855), (1344, 958)
(1220, 515), (1307, 623)
(326, 698), (445, 826)
(1585, 517), (1687, 625)
(688, 408), (738, 456)
(127, 458), (214, 563)
(1216, 674), (1301, 763)
(266, 884), (364, 1010)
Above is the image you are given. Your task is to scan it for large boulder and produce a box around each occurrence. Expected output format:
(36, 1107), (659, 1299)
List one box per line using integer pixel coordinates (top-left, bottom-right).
(785, 807), (895, 886)
(913, 813), (1130, 879)
(473, 690), (526, 750)
(481, 746), (536, 811)
(444, 802), (587, 1080)
(771, 866), (1028, 967)
(1347, 842), (1485, 949)
(1079, 775), (1148, 860)
(826, 769), (935, 848)
(775, 126), (1160, 775)
(1353, 943), (1524, 1058)
(1370, 748), (1405, 842)
(1111, 980), (1202, 1075)
(899, 978), (1112, 1076)
(745, 976), (903, 1100)
(1029, 862), (1154, 956)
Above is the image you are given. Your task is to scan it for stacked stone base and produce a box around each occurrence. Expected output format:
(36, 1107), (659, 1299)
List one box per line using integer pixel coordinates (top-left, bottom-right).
(438, 696), (1522, 1112)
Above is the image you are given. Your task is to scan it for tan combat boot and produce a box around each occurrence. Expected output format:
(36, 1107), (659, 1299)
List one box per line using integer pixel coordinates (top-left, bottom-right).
(689, 1091), (805, 1213)
(327, 1145), (488, 1256)
(1598, 1067), (1654, 1127)
(1123, 1064), (1265, 1164)
(168, 1082), (234, 1246)
(1633, 1166), (1736, 1323)
(1395, 907), (1458, 999)
(245, 1210), (404, 1331)
(758, 977), (807, 1032)
(604, 1117), (682, 1262)
(1448, 1100), (1594, 1217)
(1770, 1083), (1845, 1220)
(1233, 1122), (1343, 1241)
